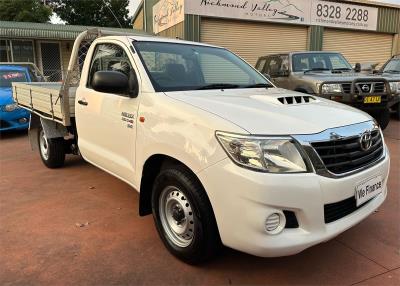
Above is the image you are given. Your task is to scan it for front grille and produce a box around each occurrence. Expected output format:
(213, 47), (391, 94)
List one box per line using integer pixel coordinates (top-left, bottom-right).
(341, 82), (386, 94)
(373, 82), (385, 93)
(342, 83), (351, 94)
(324, 196), (372, 223)
(311, 130), (383, 174)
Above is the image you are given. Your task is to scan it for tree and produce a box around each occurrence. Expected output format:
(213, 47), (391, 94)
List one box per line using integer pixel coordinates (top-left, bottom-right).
(0, 0), (52, 23)
(50, 0), (132, 28)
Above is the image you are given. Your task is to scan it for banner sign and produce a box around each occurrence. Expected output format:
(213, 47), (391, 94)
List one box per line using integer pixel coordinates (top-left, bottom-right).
(153, 0), (184, 33)
(310, 1), (378, 31)
(183, 0), (379, 31)
(185, 0), (310, 25)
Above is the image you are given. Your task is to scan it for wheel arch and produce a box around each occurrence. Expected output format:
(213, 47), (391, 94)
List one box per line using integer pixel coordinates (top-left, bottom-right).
(139, 154), (209, 217)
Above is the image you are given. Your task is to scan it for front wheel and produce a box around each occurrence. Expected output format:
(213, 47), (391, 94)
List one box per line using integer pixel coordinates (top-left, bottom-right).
(151, 167), (221, 264)
(38, 127), (66, 168)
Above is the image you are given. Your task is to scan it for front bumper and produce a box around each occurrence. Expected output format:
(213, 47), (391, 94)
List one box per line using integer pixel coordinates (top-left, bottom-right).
(197, 146), (390, 257)
(0, 108), (30, 131)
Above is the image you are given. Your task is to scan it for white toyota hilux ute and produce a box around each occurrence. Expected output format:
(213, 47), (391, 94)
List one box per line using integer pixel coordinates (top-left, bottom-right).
(13, 29), (390, 264)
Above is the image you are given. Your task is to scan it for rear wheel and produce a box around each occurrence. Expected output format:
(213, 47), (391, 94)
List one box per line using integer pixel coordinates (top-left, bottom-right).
(38, 127), (65, 168)
(372, 108), (390, 130)
(151, 167), (221, 264)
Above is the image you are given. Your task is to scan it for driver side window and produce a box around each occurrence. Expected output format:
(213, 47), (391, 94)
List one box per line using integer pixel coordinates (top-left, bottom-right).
(265, 56), (288, 77)
(88, 43), (134, 93)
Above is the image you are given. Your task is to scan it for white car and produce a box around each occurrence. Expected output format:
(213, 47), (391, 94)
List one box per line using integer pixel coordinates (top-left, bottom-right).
(13, 30), (390, 264)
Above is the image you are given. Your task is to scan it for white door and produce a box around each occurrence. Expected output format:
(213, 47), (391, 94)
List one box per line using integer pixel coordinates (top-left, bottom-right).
(75, 42), (140, 182)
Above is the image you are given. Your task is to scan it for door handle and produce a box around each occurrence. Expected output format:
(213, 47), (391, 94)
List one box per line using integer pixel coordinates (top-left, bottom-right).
(78, 99), (88, 106)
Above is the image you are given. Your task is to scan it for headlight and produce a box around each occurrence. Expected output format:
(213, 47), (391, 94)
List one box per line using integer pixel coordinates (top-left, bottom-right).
(216, 132), (309, 173)
(4, 103), (18, 112)
(389, 82), (400, 94)
(321, 83), (342, 94)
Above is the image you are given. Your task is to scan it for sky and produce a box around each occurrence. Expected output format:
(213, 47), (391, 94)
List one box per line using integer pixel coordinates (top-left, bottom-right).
(129, 0), (141, 17)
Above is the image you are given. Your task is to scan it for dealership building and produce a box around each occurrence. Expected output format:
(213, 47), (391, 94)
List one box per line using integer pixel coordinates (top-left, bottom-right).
(133, 0), (400, 67)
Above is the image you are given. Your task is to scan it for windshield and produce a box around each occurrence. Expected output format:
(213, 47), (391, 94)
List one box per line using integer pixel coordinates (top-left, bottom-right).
(292, 53), (352, 72)
(0, 70), (28, 88)
(133, 42), (271, 92)
(383, 59), (400, 73)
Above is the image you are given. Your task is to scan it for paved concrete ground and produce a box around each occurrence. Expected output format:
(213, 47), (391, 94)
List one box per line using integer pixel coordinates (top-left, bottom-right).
(0, 120), (399, 286)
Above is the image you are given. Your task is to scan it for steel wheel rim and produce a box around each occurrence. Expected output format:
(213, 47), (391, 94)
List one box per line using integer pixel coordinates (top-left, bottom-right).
(159, 186), (195, 248)
(39, 130), (49, 160)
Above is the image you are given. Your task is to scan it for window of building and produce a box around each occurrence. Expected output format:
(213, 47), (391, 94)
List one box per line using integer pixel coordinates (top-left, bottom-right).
(11, 40), (35, 62)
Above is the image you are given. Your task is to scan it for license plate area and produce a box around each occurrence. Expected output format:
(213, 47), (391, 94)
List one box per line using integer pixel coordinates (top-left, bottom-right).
(355, 176), (383, 207)
(364, 96), (381, 104)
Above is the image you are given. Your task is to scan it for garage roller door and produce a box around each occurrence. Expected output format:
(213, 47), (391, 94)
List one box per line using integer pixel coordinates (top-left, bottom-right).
(201, 18), (308, 66)
(323, 29), (393, 67)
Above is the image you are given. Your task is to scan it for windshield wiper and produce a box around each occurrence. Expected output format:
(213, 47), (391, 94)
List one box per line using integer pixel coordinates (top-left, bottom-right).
(384, 69), (400, 73)
(304, 68), (330, 73)
(243, 83), (273, 88)
(197, 83), (240, 90)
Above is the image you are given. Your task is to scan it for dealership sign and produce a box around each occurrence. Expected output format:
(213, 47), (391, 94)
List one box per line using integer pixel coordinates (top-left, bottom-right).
(185, 0), (310, 25)
(183, 0), (378, 31)
(153, 0), (184, 33)
(310, 1), (378, 31)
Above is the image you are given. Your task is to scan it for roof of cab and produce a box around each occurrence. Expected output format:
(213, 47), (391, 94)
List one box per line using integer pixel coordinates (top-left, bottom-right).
(97, 35), (222, 49)
(258, 51), (345, 59)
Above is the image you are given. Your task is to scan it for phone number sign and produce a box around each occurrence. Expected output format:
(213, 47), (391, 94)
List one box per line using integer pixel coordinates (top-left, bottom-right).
(311, 0), (378, 31)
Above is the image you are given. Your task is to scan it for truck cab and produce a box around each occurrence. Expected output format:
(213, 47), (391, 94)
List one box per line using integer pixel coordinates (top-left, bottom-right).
(255, 52), (392, 129)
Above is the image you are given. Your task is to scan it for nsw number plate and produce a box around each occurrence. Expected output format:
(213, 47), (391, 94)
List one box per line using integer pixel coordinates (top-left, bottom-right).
(364, 96), (381, 104)
(355, 176), (383, 207)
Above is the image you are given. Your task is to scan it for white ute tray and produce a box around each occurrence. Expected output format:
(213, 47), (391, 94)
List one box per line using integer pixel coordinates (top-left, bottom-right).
(12, 82), (76, 125)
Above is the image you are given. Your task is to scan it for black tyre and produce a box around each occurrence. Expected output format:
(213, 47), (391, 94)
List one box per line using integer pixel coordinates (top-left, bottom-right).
(151, 167), (221, 264)
(372, 108), (390, 130)
(38, 127), (65, 168)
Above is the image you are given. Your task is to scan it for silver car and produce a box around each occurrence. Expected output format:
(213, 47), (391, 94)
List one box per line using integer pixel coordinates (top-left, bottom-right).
(255, 52), (393, 129)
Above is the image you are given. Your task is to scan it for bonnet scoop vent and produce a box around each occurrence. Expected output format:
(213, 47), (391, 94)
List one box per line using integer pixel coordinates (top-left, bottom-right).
(277, 96), (316, 105)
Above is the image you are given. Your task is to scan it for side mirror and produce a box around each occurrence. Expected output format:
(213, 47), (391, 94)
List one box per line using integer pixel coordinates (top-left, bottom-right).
(354, 63), (361, 73)
(92, 71), (136, 97)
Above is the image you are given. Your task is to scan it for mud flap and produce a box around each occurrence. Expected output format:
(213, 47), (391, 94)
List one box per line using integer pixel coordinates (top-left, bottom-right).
(39, 118), (68, 139)
(28, 114), (40, 151)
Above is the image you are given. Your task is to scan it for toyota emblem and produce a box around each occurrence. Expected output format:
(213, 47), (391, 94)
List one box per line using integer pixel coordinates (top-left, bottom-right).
(360, 131), (373, 151)
(361, 84), (370, 92)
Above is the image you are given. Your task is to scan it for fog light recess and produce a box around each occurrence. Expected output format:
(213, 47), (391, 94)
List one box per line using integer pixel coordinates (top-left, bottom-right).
(265, 212), (286, 235)
(19, 118), (28, 124)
